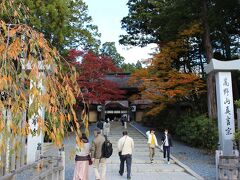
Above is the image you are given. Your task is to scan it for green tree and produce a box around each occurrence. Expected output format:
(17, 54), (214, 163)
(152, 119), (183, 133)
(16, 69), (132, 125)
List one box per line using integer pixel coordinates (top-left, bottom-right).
(120, 0), (239, 62)
(135, 60), (142, 69)
(121, 63), (136, 73)
(121, 61), (142, 73)
(1, 0), (101, 54)
(121, 0), (240, 118)
(100, 42), (125, 67)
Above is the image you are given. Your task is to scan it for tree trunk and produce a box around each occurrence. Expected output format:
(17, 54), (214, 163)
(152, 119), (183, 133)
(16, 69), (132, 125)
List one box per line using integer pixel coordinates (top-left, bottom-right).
(198, 42), (205, 77)
(222, 27), (231, 60)
(202, 0), (217, 119)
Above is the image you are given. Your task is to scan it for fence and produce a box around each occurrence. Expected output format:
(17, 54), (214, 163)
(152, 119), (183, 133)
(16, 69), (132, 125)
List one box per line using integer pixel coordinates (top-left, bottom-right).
(0, 146), (65, 180)
(0, 110), (27, 177)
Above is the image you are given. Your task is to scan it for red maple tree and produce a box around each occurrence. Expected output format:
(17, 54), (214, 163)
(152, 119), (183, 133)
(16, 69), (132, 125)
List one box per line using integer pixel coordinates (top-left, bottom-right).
(66, 50), (125, 104)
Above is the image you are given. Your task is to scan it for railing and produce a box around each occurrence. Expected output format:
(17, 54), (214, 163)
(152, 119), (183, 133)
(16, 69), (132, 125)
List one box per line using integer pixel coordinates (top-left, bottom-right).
(0, 147), (65, 180)
(0, 110), (27, 177)
(0, 137), (27, 177)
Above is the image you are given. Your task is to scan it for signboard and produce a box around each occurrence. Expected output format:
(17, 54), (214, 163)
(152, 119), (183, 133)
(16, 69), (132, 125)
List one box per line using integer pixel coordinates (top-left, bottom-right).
(97, 105), (102, 112)
(130, 105), (136, 112)
(215, 72), (235, 155)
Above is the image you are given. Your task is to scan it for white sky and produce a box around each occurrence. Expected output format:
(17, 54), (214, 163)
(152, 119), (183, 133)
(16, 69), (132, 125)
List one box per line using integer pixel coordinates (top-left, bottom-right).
(84, 0), (157, 64)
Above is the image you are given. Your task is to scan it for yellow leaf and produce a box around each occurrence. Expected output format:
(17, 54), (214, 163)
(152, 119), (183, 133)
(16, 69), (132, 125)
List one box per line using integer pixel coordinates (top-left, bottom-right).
(0, 44), (5, 54)
(0, 118), (4, 131)
(67, 113), (71, 122)
(7, 38), (21, 59)
(9, 28), (17, 37)
(14, 10), (18, 17)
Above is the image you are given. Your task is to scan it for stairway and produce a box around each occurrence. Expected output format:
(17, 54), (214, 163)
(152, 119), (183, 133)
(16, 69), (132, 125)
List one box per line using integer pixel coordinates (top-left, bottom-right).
(88, 121), (198, 180)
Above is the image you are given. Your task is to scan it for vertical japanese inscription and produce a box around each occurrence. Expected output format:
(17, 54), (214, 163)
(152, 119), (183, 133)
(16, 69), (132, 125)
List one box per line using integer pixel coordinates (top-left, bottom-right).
(222, 76), (233, 136)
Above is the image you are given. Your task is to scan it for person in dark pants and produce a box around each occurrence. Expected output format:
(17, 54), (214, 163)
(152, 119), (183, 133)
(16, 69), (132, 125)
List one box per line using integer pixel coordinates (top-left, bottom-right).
(161, 129), (173, 164)
(120, 116), (124, 126)
(118, 131), (134, 180)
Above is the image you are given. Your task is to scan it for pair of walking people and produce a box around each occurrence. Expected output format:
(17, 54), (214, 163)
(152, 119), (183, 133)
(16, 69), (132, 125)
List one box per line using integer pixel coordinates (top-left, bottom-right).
(146, 129), (172, 164)
(73, 128), (134, 180)
(96, 118), (111, 137)
(73, 129), (106, 180)
(90, 129), (134, 180)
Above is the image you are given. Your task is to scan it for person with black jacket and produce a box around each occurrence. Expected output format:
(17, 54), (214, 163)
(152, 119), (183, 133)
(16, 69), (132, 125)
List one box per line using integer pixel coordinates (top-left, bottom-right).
(96, 119), (104, 134)
(161, 129), (173, 164)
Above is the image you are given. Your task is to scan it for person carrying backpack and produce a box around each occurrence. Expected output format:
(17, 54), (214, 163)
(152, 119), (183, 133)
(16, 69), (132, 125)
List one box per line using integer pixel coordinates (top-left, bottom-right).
(96, 119), (103, 134)
(103, 118), (111, 137)
(91, 128), (106, 180)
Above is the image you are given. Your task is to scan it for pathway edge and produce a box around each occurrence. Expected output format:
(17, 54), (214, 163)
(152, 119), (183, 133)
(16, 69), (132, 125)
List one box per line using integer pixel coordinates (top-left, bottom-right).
(129, 122), (204, 180)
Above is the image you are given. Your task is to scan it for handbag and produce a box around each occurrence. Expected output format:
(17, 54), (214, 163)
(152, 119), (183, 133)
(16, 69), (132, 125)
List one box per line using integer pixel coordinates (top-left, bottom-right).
(160, 144), (163, 152)
(160, 139), (166, 152)
(88, 155), (93, 165)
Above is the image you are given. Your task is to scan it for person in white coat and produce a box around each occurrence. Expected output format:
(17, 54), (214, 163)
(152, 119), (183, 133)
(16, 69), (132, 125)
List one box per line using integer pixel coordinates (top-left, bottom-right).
(103, 118), (110, 137)
(146, 129), (159, 163)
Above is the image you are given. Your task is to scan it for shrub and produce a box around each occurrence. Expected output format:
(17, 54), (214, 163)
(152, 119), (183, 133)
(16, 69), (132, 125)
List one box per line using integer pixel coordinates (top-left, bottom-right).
(234, 129), (240, 141)
(176, 114), (218, 150)
(235, 99), (240, 108)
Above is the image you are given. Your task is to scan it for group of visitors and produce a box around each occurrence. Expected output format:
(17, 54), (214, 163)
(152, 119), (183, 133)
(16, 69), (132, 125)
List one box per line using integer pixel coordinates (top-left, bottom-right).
(146, 129), (172, 164)
(73, 128), (107, 180)
(73, 118), (172, 180)
(96, 118), (111, 137)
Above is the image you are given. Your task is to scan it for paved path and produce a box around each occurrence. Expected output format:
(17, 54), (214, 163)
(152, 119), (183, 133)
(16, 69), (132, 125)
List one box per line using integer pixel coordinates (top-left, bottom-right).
(61, 121), (200, 180)
(131, 121), (215, 179)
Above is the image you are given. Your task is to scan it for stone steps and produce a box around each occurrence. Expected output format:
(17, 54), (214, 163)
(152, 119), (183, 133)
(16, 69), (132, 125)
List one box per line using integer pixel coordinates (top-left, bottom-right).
(106, 159), (175, 164)
(103, 163), (184, 172)
(88, 122), (198, 180)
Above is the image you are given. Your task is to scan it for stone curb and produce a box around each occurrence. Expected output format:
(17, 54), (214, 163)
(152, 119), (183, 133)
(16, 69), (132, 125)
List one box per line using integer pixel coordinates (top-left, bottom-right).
(129, 122), (205, 180)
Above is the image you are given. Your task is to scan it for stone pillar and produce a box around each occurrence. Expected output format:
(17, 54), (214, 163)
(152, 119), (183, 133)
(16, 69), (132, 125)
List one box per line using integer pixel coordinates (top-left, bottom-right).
(215, 72), (235, 155)
(59, 145), (65, 180)
(27, 72), (45, 164)
(205, 59), (240, 180)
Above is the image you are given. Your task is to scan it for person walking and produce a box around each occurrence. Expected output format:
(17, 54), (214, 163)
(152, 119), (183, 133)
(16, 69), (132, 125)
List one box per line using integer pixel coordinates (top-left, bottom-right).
(91, 128), (106, 180)
(118, 131), (134, 180)
(146, 129), (159, 163)
(96, 119), (104, 134)
(103, 118), (111, 137)
(161, 129), (173, 164)
(124, 116), (127, 129)
(120, 116), (124, 126)
(73, 133), (91, 180)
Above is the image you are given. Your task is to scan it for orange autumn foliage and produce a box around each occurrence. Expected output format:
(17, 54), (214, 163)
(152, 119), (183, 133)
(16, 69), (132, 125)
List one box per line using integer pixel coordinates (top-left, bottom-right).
(129, 24), (205, 115)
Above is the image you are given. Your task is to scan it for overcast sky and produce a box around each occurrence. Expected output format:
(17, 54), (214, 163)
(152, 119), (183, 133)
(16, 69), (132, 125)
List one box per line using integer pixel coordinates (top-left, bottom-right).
(84, 0), (157, 64)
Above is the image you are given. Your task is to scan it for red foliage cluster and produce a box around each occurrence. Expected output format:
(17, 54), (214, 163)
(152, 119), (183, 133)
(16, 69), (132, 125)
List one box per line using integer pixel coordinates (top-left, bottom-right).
(66, 49), (125, 104)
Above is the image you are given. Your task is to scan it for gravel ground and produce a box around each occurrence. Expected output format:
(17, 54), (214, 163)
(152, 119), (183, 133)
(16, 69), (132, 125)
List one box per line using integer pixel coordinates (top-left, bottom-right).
(130, 121), (216, 180)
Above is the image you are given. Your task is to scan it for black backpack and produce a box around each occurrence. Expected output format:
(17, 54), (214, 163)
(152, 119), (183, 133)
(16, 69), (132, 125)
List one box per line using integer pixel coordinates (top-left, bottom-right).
(102, 136), (113, 158)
